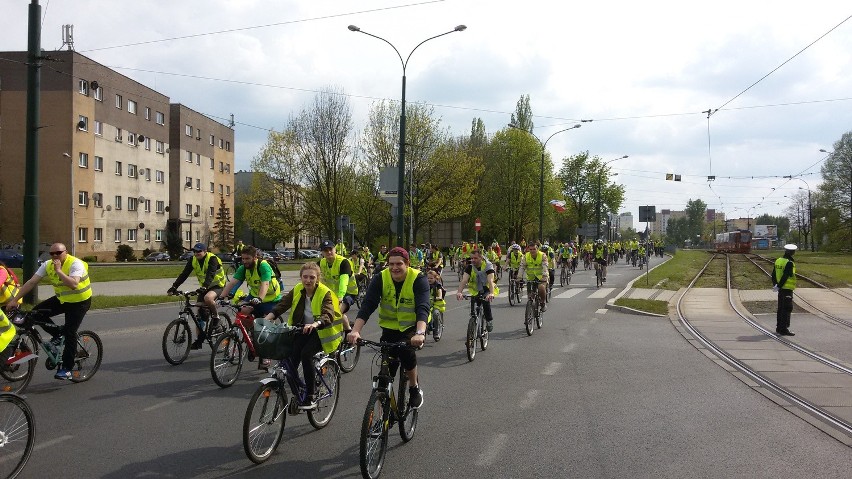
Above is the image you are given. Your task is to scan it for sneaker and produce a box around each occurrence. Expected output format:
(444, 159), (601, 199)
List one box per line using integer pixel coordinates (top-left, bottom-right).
(190, 339), (203, 350)
(258, 358), (272, 370)
(485, 320), (493, 332)
(298, 395), (317, 410)
(602, 277), (606, 282)
(54, 369), (71, 380)
(409, 386), (424, 409)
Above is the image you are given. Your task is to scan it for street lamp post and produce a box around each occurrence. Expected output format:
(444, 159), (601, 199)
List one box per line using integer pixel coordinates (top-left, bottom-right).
(349, 24), (466, 247)
(596, 156), (628, 240)
(508, 123), (582, 242)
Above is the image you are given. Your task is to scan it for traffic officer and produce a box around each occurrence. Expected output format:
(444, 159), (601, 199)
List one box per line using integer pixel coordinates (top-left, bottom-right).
(773, 244), (797, 336)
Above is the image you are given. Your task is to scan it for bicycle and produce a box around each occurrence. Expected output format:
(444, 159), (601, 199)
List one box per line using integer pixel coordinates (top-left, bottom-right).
(559, 260), (571, 287)
(594, 262), (603, 288)
(0, 392), (35, 479)
(208, 298), (261, 388)
(507, 271), (522, 307)
(242, 326), (340, 464)
(356, 274), (368, 308)
(337, 330), (361, 373)
(428, 297), (444, 342)
(462, 294), (489, 362)
(162, 291), (232, 365)
(1, 309), (103, 393)
(357, 339), (420, 479)
(524, 280), (544, 335)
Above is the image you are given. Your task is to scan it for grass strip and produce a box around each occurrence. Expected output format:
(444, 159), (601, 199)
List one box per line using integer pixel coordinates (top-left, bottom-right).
(91, 295), (174, 310)
(613, 298), (669, 315)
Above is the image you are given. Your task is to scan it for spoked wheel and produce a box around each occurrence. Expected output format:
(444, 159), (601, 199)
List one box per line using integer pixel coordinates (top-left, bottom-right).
(465, 317), (477, 362)
(243, 381), (287, 464)
(508, 282), (516, 306)
(162, 319), (192, 365)
(524, 301), (535, 336)
(397, 373), (418, 442)
(515, 283), (523, 304)
(431, 310), (444, 342)
(356, 278), (367, 308)
(535, 307), (543, 329)
(0, 333), (38, 394)
(210, 332), (245, 388)
(360, 391), (389, 479)
(308, 360), (340, 429)
(479, 321), (488, 351)
(0, 393), (35, 479)
(560, 268), (567, 287)
(337, 341), (361, 373)
(69, 331), (103, 383)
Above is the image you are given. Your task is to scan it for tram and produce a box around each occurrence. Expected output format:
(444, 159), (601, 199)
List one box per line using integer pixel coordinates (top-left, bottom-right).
(714, 230), (752, 253)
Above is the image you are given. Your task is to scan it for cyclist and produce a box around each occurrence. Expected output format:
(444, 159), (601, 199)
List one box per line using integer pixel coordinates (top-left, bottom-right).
(455, 249), (497, 332)
(220, 245), (282, 321)
(264, 262), (343, 409)
(425, 269), (446, 338)
(593, 239), (608, 282)
(485, 245), (500, 278)
(507, 243), (522, 283)
(0, 261), (21, 309)
(375, 245), (388, 273)
(168, 242), (226, 350)
(4, 243), (92, 380)
(349, 249), (367, 288)
(517, 242), (549, 312)
(335, 239), (347, 257)
(427, 244), (444, 274)
(318, 240), (357, 334)
(409, 244), (424, 270)
(347, 247), (428, 409)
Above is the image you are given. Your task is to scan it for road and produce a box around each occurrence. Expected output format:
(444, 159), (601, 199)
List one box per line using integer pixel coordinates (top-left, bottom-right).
(18, 258), (852, 478)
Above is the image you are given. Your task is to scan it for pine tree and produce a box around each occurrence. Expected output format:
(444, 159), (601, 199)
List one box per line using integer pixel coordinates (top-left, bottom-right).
(212, 194), (234, 252)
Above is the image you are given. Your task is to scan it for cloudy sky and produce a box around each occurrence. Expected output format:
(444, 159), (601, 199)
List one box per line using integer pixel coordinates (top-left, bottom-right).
(4, 0), (851, 222)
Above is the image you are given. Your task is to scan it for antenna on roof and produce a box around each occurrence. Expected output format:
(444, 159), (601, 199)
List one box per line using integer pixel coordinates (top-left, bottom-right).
(61, 24), (75, 51)
(228, 114), (235, 129)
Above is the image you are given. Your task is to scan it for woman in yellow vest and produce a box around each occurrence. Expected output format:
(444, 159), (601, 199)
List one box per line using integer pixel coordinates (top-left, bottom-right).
(347, 247), (428, 409)
(4, 243), (91, 380)
(265, 262), (343, 410)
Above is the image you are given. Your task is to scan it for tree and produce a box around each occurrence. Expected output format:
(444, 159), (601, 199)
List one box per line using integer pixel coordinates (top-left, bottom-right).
(818, 131), (852, 250)
(784, 190), (810, 247)
(685, 198), (707, 242)
(509, 94), (534, 132)
(558, 152), (624, 240)
(666, 217), (690, 246)
(212, 194), (234, 252)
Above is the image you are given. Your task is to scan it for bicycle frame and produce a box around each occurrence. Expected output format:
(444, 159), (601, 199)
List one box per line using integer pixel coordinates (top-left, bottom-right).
(261, 354), (336, 410)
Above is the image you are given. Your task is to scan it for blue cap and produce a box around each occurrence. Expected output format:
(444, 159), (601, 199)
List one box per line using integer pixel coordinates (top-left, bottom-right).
(192, 243), (207, 252)
(319, 240), (334, 250)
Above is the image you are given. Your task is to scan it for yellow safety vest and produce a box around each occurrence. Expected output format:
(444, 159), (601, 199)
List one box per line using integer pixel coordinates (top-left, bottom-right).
(525, 251), (544, 281)
(431, 287), (446, 313)
(377, 251), (388, 263)
(192, 252), (226, 288)
(774, 257), (796, 290)
(45, 254), (92, 303)
(509, 251), (522, 269)
(288, 282), (343, 354)
(0, 266), (21, 305)
(320, 254), (357, 297)
(467, 263), (499, 296)
(0, 309), (15, 352)
(378, 267), (420, 331)
(246, 260), (281, 302)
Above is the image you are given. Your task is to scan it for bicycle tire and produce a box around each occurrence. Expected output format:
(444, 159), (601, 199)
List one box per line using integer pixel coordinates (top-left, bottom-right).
(0, 393), (35, 479)
(535, 307), (543, 329)
(308, 360), (340, 429)
(69, 331), (103, 383)
(465, 315), (476, 362)
(397, 372), (418, 442)
(243, 380), (287, 464)
(508, 281), (516, 306)
(432, 310), (443, 342)
(560, 267), (566, 287)
(479, 320), (488, 351)
(524, 301), (535, 336)
(162, 319), (192, 365)
(360, 390), (389, 479)
(210, 332), (244, 388)
(337, 341), (361, 373)
(0, 333), (37, 394)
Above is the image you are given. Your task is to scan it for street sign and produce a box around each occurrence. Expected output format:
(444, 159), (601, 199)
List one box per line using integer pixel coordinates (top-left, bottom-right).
(475, 218), (481, 231)
(639, 206), (656, 223)
(379, 167), (398, 197)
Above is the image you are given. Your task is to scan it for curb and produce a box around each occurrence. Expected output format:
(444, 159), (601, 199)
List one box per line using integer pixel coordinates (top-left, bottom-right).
(606, 254), (672, 317)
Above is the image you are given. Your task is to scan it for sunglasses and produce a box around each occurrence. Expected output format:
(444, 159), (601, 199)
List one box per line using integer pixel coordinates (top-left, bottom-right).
(49, 251), (65, 256)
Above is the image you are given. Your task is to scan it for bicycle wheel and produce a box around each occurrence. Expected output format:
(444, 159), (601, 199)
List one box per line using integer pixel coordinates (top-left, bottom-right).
(535, 306), (543, 329)
(337, 341), (361, 373)
(465, 315), (477, 362)
(308, 360), (340, 429)
(210, 332), (245, 388)
(69, 331), (103, 383)
(560, 267), (566, 287)
(360, 390), (389, 479)
(397, 372), (418, 442)
(508, 282), (516, 306)
(243, 381), (287, 464)
(432, 310), (443, 342)
(162, 319), (192, 365)
(479, 318), (488, 351)
(0, 393), (35, 479)
(0, 333), (37, 394)
(524, 301), (535, 336)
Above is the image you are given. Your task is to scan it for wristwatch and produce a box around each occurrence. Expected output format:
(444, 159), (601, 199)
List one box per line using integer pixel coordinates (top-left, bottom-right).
(415, 330), (426, 336)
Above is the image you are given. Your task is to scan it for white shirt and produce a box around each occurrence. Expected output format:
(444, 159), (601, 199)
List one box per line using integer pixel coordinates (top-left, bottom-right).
(36, 258), (85, 279)
(303, 293), (314, 325)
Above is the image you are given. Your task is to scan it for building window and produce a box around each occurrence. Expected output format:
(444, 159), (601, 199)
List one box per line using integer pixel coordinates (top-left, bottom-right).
(195, 204), (201, 217)
(128, 132), (136, 146)
(144, 229), (151, 242)
(156, 140), (164, 154)
(78, 227), (88, 243)
(209, 158), (214, 169)
(184, 230), (191, 242)
(78, 79), (89, 95)
(115, 161), (123, 176)
(218, 138), (224, 149)
(93, 86), (103, 101)
(78, 115), (88, 131)
(219, 161), (224, 172)
(115, 94), (122, 109)
(225, 164), (230, 174)
(128, 229), (137, 242)
(156, 111), (165, 125)
(93, 193), (102, 208)
(185, 204), (192, 217)
(196, 129), (201, 141)
(156, 200), (165, 213)
(195, 178), (201, 190)
(209, 182), (214, 193)
(145, 168), (151, 181)
(78, 152), (88, 168)
(128, 164), (137, 178)
(144, 107), (150, 120)
(185, 125), (193, 137)
(144, 137), (151, 150)
(127, 100), (137, 114)
(226, 185), (231, 196)
(209, 206), (214, 217)
(195, 231), (200, 242)
(209, 134), (214, 146)
(143, 199), (151, 212)
(155, 229), (163, 242)
(226, 141), (231, 152)
(128, 197), (138, 211)
(195, 153), (200, 165)
(114, 196), (122, 210)
(94, 228), (103, 242)
(114, 229), (122, 242)
(156, 170), (164, 183)
(219, 184), (224, 194)
(186, 151), (192, 163)
(94, 120), (103, 136)
(78, 191), (88, 206)
(185, 176), (192, 188)
(115, 127), (122, 142)
(94, 156), (103, 171)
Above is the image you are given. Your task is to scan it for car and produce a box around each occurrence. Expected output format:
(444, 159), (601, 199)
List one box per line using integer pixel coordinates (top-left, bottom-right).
(298, 249), (321, 259)
(178, 251), (194, 261)
(145, 252), (170, 262)
(0, 249), (24, 268)
(215, 252), (236, 264)
(276, 249), (295, 260)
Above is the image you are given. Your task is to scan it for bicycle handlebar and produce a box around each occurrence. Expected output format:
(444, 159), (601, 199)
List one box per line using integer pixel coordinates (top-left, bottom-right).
(357, 338), (416, 351)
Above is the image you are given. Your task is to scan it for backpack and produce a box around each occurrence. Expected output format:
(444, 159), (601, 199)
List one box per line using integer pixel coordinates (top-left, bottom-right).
(266, 259), (282, 283)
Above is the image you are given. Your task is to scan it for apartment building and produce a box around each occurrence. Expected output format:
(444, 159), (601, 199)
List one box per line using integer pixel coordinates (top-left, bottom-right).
(0, 51), (234, 260)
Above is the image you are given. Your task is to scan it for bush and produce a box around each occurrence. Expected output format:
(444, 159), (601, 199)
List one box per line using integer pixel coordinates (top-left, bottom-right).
(142, 248), (153, 258)
(82, 256), (98, 263)
(115, 245), (136, 262)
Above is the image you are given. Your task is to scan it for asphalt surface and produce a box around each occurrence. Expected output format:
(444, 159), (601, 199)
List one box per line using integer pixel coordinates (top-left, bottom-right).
(16, 258), (852, 478)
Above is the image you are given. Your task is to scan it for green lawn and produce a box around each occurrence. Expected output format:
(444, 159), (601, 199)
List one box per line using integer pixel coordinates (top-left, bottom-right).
(91, 295), (174, 309)
(613, 298), (668, 315)
(11, 261), (305, 283)
(644, 250), (711, 290)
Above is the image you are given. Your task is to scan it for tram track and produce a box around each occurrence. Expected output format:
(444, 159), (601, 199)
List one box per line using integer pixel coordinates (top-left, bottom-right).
(675, 253), (852, 441)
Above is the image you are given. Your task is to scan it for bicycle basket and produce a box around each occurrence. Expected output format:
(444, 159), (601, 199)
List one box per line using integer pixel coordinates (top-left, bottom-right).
(252, 318), (297, 360)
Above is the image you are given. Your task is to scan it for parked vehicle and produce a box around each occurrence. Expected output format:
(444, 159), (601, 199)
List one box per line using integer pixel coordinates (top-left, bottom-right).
(0, 249), (24, 268)
(145, 252), (171, 262)
(178, 251), (194, 261)
(299, 249), (321, 259)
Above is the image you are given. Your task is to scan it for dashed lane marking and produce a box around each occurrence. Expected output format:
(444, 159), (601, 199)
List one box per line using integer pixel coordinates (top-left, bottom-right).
(541, 362), (563, 376)
(587, 288), (616, 298)
(595, 309), (608, 314)
(475, 434), (508, 466)
(554, 289), (584, 299)
(562, 343), (577, 353)
(519, 390), (541, 409)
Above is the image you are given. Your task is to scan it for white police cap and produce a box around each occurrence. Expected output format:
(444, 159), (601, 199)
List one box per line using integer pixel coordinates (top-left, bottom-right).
(784, 244), (798, 251)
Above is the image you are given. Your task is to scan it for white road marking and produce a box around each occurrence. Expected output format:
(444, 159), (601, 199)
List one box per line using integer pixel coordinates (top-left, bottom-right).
(587, 288), (615, 298)
(519, 390), (541, 409)
(475, 434), (509, 466)
(570, 283), (591, 286)
(595, 308), (608, 314)
(562, 343), (576, 353)
(0, 435), (76, 464)
(541, 362), (562, 376)
(554, 289), (584, 299)
(144, 400), (176, 412)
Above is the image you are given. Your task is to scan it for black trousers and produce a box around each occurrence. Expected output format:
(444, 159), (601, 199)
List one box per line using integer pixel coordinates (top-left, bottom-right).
(34, 296), (91, 370)
(380, 327), (417, 372)
(470, 296), (494, 323)
(290, 332), (322, 396)
(776, 289), (794, 331)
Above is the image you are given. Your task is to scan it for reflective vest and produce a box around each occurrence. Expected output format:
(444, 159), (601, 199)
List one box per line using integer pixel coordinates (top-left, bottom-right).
(467, 263), (499, 296)
(378, 267), (420, 331)
(192, 252), (226, 288)
(335, 242), (347, 256)
(409, 249), (422, 268)
(774, 257), (796, 290)
(525, 251), (544, 281)
(320, 254), (357, 297)
(288, 282), (343, 354)
(377, 251), (388, 264)
(431, 251), (442, 265)
(0, 309), (15, 352)
(486, 250), (498, 264)
(0, 266), (20, 305)
(246, 260), (281, 302)
(595, 245), (605, 259)
(508, 251), (522, 269)
(45, 254), (92, 303)
(431, 286), (446, 313)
